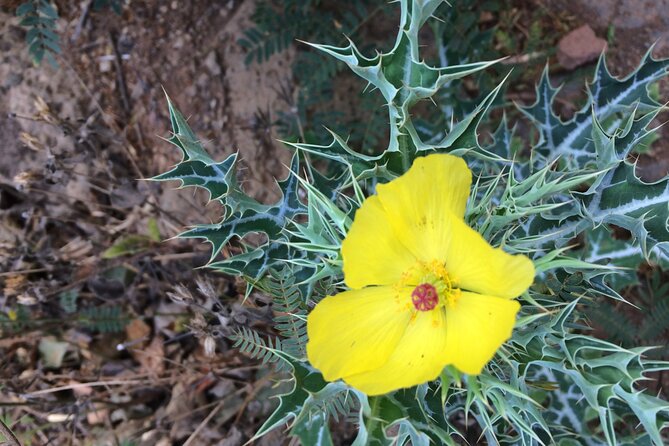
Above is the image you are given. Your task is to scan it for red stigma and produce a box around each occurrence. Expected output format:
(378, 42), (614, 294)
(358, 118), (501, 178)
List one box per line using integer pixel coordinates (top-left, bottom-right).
(411, 283), (438, 311)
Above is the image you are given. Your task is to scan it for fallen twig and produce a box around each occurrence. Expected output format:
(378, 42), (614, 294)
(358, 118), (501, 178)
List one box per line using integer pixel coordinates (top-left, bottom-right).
(109, 31), (132, 119)
(71, 0), (94, 42)
(183, 400), (225, 446)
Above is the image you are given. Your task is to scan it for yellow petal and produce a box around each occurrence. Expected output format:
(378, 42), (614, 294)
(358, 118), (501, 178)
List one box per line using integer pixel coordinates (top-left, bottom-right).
(342, 309), (449, 395)
(342, 195), (417, 289)
(445, 216), (535, 298)
(306, 286), (413, 382)
(445, 292), (520, 375)
(377, 154), (471, 219)
(375, 154), (473, 262)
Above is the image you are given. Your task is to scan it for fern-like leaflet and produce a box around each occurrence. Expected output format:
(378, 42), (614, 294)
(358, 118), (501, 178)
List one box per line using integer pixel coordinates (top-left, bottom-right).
(229, 326), (291, 372)
(78, 306), (128, 333)
(258, 268), (309, 359)
(16, 0), (61, 66)
(58, 290), (78, 315)
(589, 268), (669, 357)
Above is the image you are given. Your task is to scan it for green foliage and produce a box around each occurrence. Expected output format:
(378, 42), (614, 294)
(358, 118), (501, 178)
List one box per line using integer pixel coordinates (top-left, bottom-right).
(589, 268), (669, 358)
(102, 219), (161, 258)
(228, 267), (317, 371)
(1, 302), (127, 335)
(230, 326), (290, 371)
(259, 268), (309, 358)
(78, 305), (128, 333)
(93, 0), (123, 15)
(15, 0), (123, 67)
(252, 361), (359, 444)
(242, 0), (394, 149)
(159, 0), (669, 444)
(152, 94), (350, 286)
(58, 289), (78, 314)
(512, 281), (669, 446)
(239, 0), (380, 66)
(16, 0), (61, 67)
(102, 235), (153, 258)
(518, 58), (669, 254)
(0, 305), (32, 335)
(422, 1), (502, 127)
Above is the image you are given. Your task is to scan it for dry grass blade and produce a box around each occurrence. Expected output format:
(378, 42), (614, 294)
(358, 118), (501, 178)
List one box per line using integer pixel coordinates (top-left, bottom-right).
(0, 418), (21, 446)
(182, 400), (226, 446)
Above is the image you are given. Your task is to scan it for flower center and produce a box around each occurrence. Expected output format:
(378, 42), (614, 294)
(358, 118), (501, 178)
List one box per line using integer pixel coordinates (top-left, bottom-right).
(399, 260), (461, 312)
(411, 283), (439, 311)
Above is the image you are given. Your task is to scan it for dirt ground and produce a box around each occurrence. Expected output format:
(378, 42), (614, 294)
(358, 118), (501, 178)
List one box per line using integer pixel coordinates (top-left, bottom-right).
(1, 1), (293, 444)
(1, 0), (669, 444)
(547, 0), (669, 66)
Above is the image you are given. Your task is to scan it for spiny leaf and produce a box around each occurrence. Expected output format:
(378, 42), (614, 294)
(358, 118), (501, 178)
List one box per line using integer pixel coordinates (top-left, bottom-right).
(521, 104), (669, 265)
(155, 95), (307, 279)
(519, 50), (669, 170)
(252, 361), (329, 440)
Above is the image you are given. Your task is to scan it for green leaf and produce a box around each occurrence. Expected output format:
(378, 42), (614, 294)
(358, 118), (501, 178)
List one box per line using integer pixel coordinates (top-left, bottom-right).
(58, 289), (78, 314)
(37, 1), (58, 19)
(156, 2), (669, 445)
(79, 306), (128, 333)
(155, 96), (309, 279)
(290, 411), (334, 446)
(302, 0), (501, 166)
(16, 2), (35, 16)
(152, 154), (239, 202)
(16, 0), (61, 66)
(147, 218), (161, 242)
(102, 235), (153, 259)
(252, 361), (329, 440)
(519, 50), (669, 170)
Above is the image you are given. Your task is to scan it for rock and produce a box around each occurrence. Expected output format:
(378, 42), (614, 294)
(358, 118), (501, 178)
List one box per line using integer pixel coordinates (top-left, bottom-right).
(99, 57), (112, 73)
(86, 405), (109, 425)
(557, 25), (607, 70)
(204, 50), (221, 76)
(38, 337), (70, 369)
(219, 427), (243, 446)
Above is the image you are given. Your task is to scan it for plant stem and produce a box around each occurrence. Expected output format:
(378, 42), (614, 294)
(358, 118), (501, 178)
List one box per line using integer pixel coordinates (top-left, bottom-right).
(399, 134), (411, 172)
(364, 395), (382, 445)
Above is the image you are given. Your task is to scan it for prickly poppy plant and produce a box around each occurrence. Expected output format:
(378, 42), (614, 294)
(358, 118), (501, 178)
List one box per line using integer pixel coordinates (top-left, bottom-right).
(307, 154), (534, 395)
(156, 0), (669, 444)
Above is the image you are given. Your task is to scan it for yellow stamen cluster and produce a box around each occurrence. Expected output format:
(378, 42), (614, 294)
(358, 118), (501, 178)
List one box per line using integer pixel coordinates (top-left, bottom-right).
(396, 259), (461, 311)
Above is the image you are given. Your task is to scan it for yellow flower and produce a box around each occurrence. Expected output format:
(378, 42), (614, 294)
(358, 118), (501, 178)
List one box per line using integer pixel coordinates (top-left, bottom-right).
(306, 154), (535, 395)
